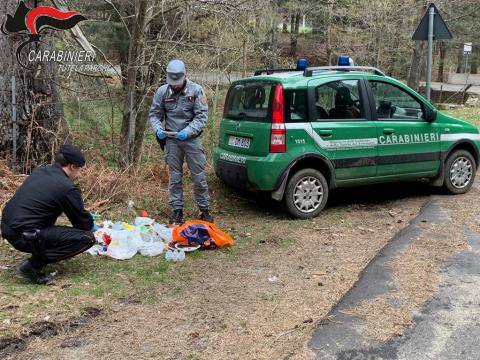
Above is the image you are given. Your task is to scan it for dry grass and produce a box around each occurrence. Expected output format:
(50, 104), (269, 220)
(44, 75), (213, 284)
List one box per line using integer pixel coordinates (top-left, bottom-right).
(0, 161), (25, 214)
(78, 163), (169, 215)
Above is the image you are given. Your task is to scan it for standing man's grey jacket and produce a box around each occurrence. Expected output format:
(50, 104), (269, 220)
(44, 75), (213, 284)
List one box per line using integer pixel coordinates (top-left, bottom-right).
(149, 78), (211, 217)
(149, 80), (208, 137)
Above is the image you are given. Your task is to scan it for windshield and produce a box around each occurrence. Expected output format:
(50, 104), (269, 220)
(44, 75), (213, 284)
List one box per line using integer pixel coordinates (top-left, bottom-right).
(224, 81), (276, 122)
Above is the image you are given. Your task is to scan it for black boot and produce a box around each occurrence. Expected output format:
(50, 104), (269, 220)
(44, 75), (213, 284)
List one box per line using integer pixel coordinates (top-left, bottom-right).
(199, 209), (214, 223)
(16, 259), (53, 285)
(169, 209), (184, 225)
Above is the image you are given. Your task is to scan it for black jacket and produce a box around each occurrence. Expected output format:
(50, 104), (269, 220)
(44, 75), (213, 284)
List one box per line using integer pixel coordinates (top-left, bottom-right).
(1, 165), (93, 232)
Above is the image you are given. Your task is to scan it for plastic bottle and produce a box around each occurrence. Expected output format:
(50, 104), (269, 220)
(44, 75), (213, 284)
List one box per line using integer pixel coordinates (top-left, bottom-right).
(98, 245), (108, 255)
(177, 250), (186, 262)
(165, 250), (174, 261)
(172, 250), (179, 262)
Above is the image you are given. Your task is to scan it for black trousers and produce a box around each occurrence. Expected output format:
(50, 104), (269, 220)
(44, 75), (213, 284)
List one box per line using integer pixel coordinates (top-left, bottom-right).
(1, 222), (95, 269)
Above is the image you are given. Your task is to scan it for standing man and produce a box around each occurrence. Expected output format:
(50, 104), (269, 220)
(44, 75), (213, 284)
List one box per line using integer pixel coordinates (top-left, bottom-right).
(1, 145), (97, 284)
(149, 59), (213, 225)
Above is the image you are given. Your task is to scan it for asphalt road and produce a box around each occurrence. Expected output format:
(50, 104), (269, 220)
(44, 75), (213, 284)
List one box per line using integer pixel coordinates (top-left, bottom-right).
(309, 196), (480, 360)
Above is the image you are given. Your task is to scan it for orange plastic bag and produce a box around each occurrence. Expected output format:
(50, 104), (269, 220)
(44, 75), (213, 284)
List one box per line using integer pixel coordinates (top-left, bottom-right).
(172, 221), (234, 250)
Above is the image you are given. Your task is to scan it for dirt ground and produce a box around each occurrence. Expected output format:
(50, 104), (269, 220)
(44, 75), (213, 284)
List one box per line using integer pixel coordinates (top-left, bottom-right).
(1, 180), (428, 360)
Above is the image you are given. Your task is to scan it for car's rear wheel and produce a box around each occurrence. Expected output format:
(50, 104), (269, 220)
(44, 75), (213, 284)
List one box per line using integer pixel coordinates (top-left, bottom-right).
(443, 150), (476, 194)
(284, 168), (329, 219)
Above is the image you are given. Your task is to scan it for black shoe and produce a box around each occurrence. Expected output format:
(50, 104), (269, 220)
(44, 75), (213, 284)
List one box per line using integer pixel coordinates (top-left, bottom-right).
(16, 259), (53, 285)
(169, 209), (184, 225)
(199, 209), (214, 223)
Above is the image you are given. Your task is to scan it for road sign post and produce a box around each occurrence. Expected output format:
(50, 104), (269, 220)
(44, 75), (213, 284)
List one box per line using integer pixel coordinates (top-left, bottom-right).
(464, 43), (472, 73)
(413, 3), (452, 102)
(426, 6), (435, 101)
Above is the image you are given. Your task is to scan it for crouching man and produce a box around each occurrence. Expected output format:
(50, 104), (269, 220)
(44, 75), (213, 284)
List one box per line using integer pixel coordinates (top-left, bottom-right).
(1, 145), (97, 284)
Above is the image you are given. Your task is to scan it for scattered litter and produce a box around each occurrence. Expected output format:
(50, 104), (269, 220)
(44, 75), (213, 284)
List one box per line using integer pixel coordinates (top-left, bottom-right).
(172, 220), (234, 250)
(86, 214), (233, 260)
(134, 217), (155, 227)
(165, 249), (186, 262)
(2, 319), (11, 326)
(138, 226), (165, 257)
(86, 215), (172, 260)
(311, 272), (328, 277)
(268, 276), (278, 283)
(174, 243), (201, 252)
(138, 210), (149, 217)
(43, 315), (51, 321)
(0, 265), (10, 270)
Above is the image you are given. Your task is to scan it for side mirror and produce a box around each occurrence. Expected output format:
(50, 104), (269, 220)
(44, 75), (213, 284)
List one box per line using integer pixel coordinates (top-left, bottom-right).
(425, 108), (437, 123)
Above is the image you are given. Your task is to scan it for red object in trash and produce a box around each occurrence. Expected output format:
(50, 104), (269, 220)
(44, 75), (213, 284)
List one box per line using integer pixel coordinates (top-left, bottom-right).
(102, 233), (112, 246)
(139, 210), (149, 217)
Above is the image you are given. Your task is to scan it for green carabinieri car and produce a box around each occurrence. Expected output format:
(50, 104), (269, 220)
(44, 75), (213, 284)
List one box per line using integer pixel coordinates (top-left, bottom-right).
(214, 61), (480, 219)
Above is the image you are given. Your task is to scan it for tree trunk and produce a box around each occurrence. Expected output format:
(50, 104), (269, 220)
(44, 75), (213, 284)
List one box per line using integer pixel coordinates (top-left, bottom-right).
(270, 0), (278, 69)
(119, 0), (148, 168)
(407, 42), (426, 92)
(132, 3), (156, 164)
(290, 11), (300, 56)
(437, 41), (447, 82)
(456, 44), (464, 73)
(282, 14), (288, 33)
(326, 3), (333, 65)
(0, 0), (62, 173)
(471, 45), (479, 75)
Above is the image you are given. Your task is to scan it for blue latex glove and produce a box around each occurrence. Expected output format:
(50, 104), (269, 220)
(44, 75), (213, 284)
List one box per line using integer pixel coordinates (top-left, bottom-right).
(156, 129), (168, 140)
(91, 222), (100, 232)
(175, 129), (188, 141)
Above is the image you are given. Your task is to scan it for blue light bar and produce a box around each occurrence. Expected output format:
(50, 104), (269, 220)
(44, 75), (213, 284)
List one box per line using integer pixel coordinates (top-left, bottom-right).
(338, 56), (351, 66)
(296, 58), (308, 71)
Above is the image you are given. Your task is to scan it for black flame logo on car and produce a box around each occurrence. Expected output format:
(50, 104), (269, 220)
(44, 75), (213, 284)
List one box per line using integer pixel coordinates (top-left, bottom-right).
(1, 1), (86, 69)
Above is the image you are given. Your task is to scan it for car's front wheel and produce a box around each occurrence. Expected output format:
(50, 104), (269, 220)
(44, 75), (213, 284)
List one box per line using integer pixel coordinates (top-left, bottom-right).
(284, 168), (329, 219)
(443, 149), (476, 194)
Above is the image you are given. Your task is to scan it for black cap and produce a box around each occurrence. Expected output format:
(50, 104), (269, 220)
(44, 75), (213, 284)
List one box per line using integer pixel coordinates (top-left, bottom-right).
(58, 145), (86, 167)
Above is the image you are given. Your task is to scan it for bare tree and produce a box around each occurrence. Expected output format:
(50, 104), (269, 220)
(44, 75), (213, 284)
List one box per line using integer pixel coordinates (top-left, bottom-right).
(0, 0), (62, 173)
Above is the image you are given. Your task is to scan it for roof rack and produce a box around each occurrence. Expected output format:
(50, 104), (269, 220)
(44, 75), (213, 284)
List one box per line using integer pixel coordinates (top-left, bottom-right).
(254, 68), (299, 76)
(303, 66), (386, 77)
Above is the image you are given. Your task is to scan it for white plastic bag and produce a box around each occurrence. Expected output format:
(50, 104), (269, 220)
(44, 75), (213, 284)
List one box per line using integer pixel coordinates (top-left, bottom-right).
(105, 229), (142, 260)
(138, 228), (165, 257)
(153, 223), (173, 243)
(134, 217), (155, 227)
(85, 244), (102, 256)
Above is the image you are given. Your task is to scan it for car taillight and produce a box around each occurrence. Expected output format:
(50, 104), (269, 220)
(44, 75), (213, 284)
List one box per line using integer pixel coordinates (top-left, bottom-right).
(270, 84), (286, 153)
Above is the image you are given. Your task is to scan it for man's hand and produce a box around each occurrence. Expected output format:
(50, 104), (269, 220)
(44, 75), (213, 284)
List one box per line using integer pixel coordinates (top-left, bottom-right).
(175, 129), (188, 141)
(156, 129), (168, 140)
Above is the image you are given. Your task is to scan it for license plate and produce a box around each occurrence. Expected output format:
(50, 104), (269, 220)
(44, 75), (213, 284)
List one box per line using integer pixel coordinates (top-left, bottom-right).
(228, 136), (251, 149)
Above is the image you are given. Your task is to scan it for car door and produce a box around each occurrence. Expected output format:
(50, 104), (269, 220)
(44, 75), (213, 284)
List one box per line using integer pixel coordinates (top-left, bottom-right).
(308, 78), (378, 181)
(367, 80), (441, 177)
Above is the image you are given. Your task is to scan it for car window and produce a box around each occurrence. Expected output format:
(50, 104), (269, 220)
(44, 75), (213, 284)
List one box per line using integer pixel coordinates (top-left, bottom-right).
(369, 81), (424, 121)
(315, 80), (364, 121)
(284, 90), (308, 123)
(224, 81), (275, 122)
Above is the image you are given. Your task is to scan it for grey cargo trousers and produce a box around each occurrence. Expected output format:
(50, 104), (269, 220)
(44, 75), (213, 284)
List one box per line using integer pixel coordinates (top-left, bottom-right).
(165, 137), (209, 210)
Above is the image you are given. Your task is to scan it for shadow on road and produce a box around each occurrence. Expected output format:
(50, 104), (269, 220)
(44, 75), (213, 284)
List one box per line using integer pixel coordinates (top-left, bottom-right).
(217, 180), (440, 219)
